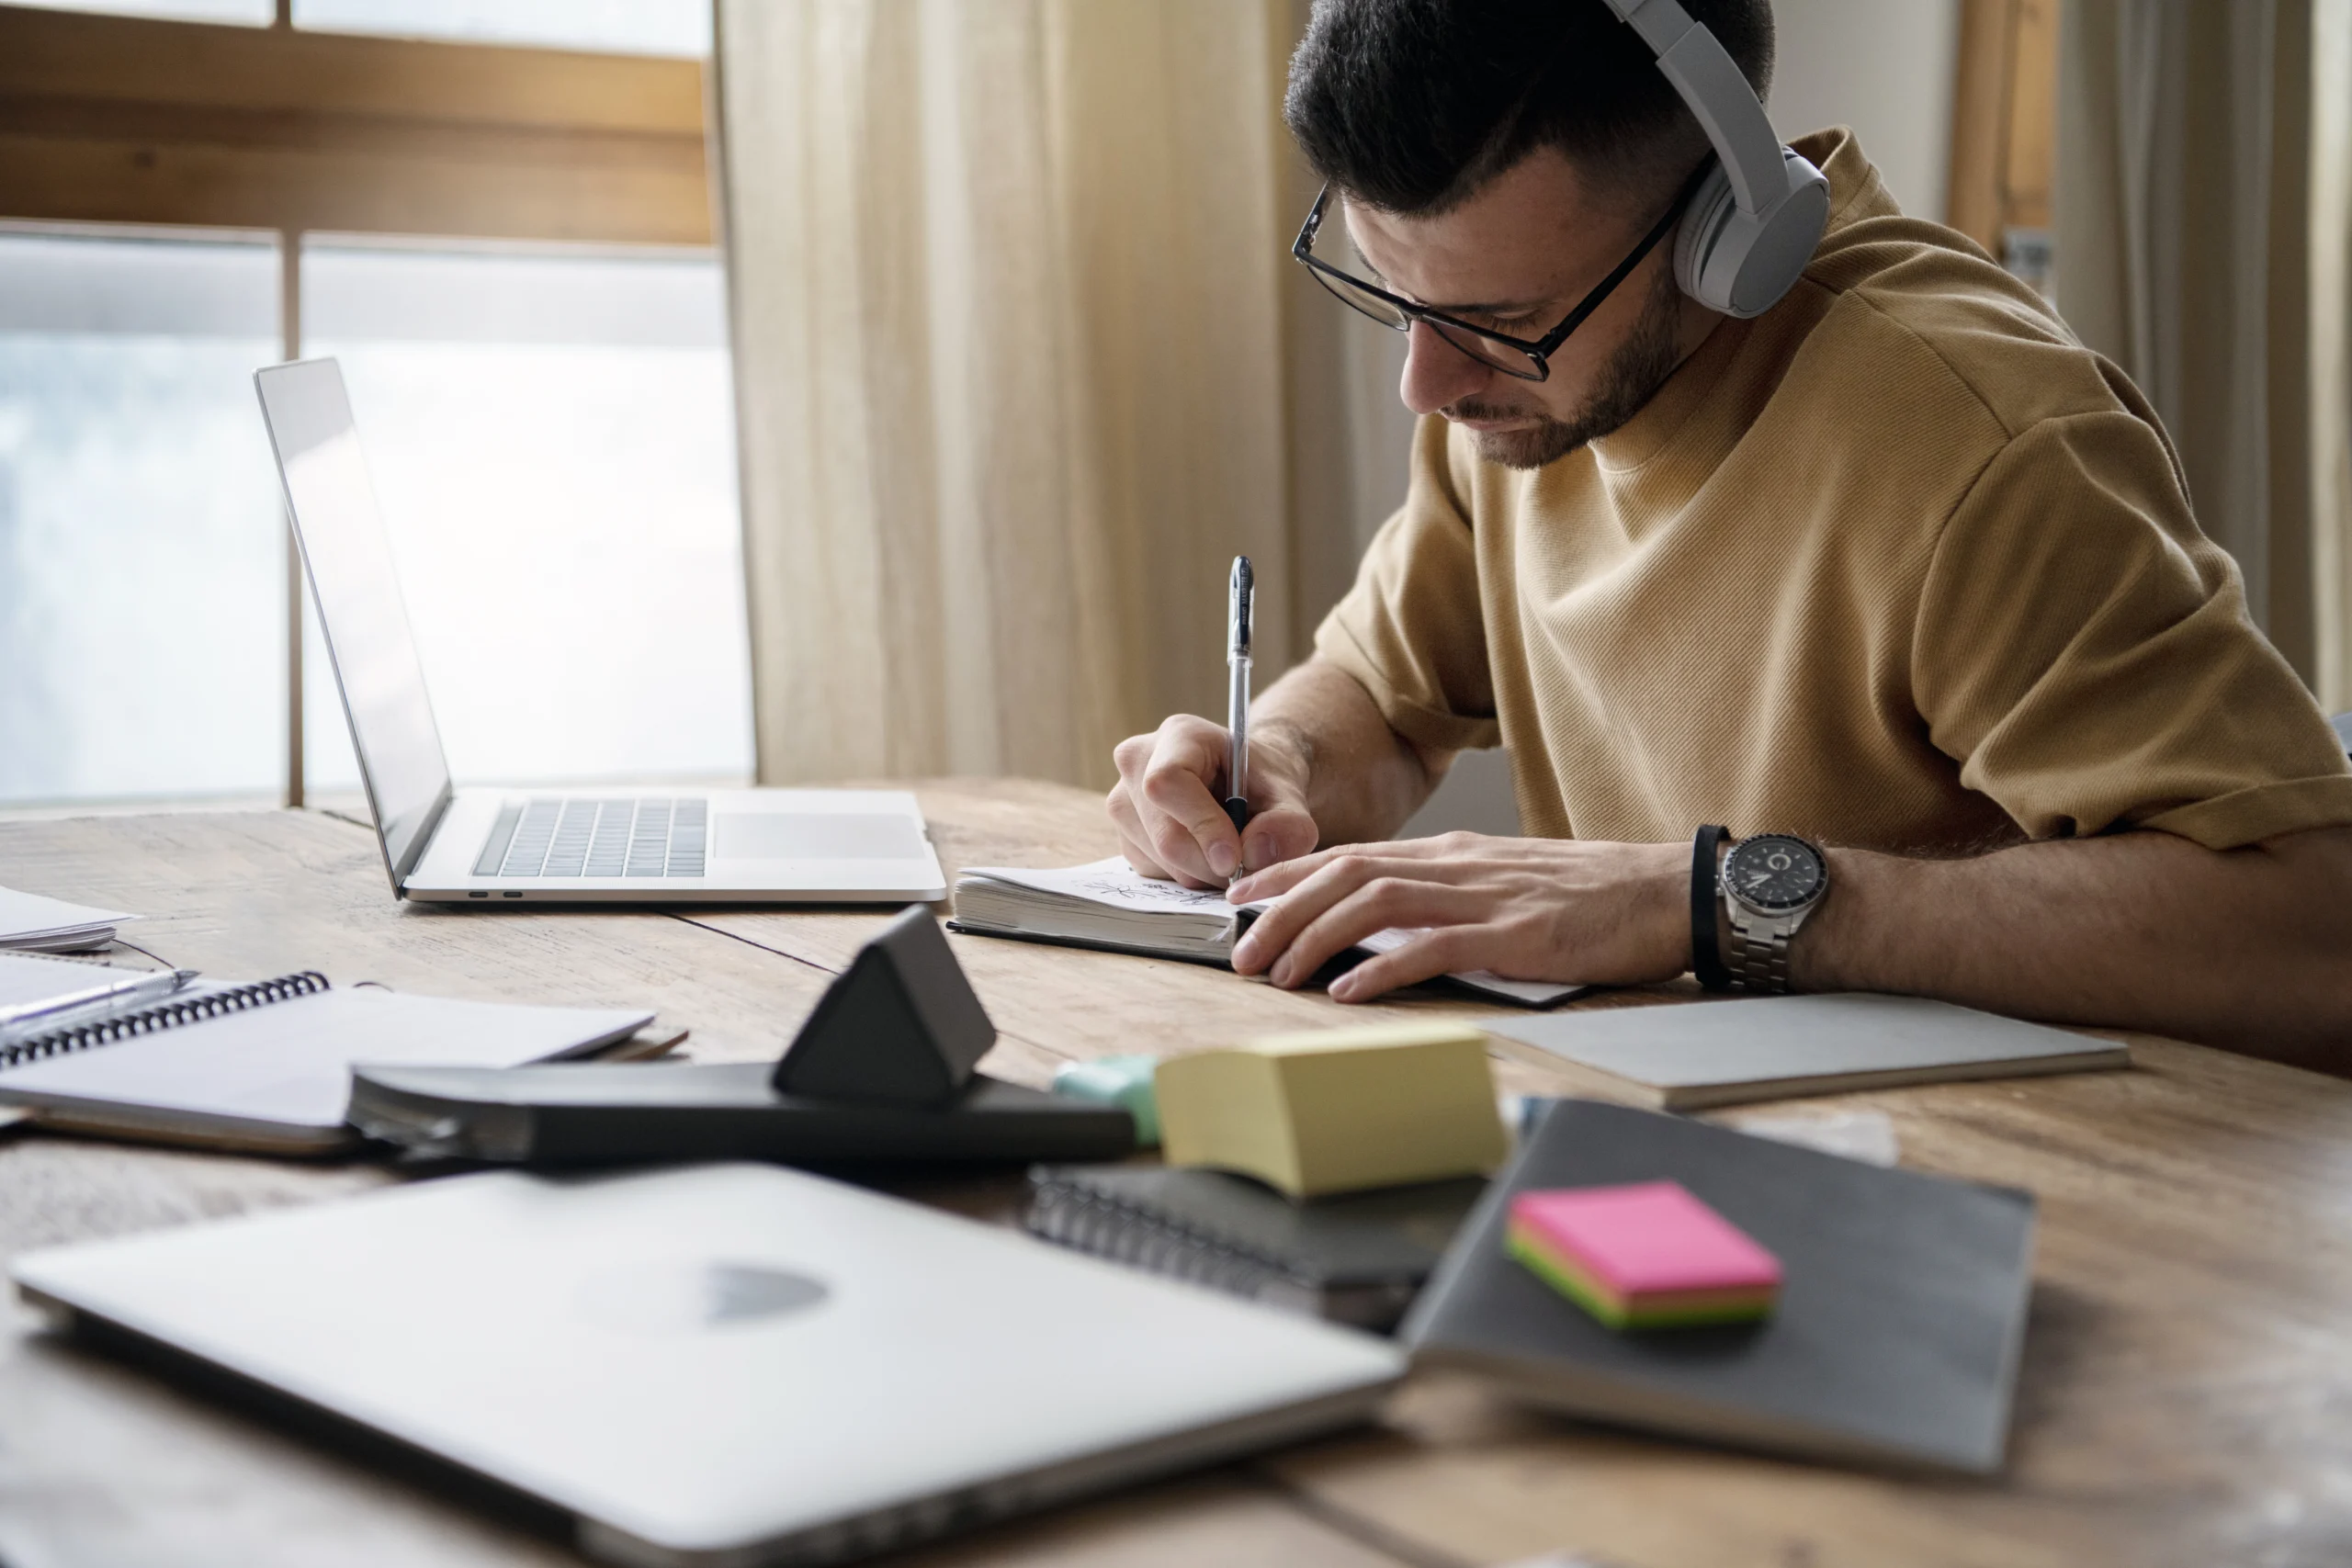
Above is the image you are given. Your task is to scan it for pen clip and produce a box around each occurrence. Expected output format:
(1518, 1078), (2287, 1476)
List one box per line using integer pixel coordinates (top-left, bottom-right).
(1227, 556), (1253, 660)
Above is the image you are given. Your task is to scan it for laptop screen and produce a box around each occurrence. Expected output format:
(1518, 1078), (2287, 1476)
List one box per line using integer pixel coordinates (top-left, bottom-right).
(255, 359), (452, 885)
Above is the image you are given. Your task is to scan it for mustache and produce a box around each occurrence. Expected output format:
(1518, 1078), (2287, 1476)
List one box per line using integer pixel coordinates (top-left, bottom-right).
(1443, 398), (1552, 424)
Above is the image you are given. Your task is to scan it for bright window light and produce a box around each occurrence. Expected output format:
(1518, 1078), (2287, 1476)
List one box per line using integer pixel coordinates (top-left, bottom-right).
(300, 239), (751, 795)
(0, 228), (285, 806)
(8, 1), (272, 23)
(291, 0), (709, 56)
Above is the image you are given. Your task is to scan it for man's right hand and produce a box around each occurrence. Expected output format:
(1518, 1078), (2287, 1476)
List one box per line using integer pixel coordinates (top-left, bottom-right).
(1108, 715), (1319, 889)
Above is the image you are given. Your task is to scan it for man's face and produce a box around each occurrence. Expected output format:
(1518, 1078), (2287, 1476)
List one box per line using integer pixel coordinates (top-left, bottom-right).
(1342, 147), (1709, 469)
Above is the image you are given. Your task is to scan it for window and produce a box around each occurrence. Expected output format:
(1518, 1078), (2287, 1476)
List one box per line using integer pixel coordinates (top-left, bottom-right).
(17, 0), (708, 52)
(0, 229), (284, 805)
(0, 3), (737, 807)
(292, 0), (709, 56)
(300, 239), (749, 791)
(15, 0), (271, 22)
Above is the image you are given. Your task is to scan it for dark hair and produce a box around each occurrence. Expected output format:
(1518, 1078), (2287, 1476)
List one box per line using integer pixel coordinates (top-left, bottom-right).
(1284, 0), (1776, 215)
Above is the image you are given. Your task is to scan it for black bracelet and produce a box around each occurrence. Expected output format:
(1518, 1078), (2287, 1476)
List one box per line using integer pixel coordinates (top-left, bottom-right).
(1691, 825), (1734, 992)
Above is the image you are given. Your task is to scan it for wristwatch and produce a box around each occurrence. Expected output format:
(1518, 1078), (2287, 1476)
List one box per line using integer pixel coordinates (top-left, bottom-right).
(1718, 833), (1829, 994)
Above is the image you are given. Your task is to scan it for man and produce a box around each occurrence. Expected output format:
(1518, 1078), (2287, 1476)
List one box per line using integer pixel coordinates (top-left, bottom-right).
(1106, 0), (2352, 1066)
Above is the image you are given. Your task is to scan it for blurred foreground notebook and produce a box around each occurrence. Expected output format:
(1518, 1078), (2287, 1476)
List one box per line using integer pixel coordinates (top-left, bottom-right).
(1025, 1165), (1487, 1331)
(0, 971), (660, 1153)
(1402, 1099), (2036, 1475)
(0, 886), (133, 953)
(1487, 993), (2129, 1111)
(953, 859), (1582, 1007)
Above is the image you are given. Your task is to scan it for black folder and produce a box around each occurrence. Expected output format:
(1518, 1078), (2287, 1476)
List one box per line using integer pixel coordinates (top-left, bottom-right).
(349, 1062), (1136, 1166)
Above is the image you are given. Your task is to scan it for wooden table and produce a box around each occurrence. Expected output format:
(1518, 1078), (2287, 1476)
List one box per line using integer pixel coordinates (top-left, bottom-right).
(4, 779), (2350, 1568)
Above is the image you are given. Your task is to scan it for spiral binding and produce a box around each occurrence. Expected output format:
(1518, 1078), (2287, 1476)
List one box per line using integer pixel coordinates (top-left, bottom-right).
(1025, 1180), (1292, 1299)
(0, 970), (331, 1069)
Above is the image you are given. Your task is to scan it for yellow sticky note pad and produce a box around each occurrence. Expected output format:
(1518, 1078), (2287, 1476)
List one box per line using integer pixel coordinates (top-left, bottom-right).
(1155, 1021), (1506, 1198)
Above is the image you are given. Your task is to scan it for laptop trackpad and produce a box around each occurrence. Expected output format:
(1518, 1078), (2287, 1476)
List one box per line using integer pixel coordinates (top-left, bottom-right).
(714, 813), (926, 861)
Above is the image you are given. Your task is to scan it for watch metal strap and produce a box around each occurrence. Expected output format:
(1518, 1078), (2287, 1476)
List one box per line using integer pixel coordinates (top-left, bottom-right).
(1724, 915), (1793, 994)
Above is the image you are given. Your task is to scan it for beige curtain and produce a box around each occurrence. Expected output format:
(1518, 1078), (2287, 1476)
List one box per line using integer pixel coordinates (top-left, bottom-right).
(2056, 0), (2352, 707)
(713, 0), (1300, 789)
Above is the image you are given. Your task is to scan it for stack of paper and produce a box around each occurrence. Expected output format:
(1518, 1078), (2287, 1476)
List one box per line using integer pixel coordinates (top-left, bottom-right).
(0, 886), (134, 953)
(1506, 1180), (1782, 1330)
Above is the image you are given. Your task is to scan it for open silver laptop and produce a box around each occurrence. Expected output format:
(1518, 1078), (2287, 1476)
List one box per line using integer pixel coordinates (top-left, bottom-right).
(13, 1163), (1405, 1568)
(255, 358), (944, 905)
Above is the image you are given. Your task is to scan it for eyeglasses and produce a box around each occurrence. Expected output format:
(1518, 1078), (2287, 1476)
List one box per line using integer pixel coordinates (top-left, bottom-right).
(1290, 162), (1711, 383)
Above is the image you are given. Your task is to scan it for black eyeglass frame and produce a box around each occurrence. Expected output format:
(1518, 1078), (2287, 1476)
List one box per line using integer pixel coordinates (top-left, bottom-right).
(1290, 160), (1713, 383)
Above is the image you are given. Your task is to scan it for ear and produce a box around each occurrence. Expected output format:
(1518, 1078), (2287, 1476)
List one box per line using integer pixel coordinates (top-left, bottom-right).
(771, 907), (997, 1105)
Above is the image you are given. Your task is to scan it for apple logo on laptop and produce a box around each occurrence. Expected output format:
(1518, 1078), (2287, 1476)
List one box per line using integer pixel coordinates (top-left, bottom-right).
(576, 1260), (830, 1334)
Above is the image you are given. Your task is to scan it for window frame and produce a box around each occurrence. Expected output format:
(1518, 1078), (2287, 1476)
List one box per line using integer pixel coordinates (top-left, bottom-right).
(0, 0), (717, 806)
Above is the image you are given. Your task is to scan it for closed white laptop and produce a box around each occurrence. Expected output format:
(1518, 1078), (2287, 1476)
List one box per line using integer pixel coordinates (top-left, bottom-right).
(12, 1163), (1405, 1568)
(254, 358), (945, 905)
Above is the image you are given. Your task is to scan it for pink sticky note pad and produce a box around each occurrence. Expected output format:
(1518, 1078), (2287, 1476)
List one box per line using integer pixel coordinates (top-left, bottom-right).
(1508, 1180), (1781, 1298)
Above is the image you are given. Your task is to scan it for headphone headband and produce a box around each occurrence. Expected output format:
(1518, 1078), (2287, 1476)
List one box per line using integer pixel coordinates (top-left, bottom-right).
(1605, 0), (1788, 215)
(1596, 0), (1829, 318)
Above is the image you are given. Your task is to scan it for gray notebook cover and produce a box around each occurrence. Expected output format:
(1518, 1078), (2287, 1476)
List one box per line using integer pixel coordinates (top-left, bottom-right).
(1487, 992), (2127, 1108)
(1400, 1099), (2036, 1474)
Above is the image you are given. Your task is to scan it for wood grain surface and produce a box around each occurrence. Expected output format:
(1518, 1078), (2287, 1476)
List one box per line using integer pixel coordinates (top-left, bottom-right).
(3, 780), (2350, 1568)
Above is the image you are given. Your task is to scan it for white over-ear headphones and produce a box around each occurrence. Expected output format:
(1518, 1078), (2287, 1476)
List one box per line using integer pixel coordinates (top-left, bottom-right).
(1599, 0), (1829, 318)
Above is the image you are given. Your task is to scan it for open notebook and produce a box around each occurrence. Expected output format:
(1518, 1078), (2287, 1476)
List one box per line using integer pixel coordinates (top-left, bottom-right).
(950, 859), (1583, 1008)
(0, 958), (662, 1153)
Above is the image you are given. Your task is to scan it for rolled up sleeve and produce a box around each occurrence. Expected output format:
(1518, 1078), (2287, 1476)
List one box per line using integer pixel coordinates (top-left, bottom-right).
(1913, 412), (2352, 850)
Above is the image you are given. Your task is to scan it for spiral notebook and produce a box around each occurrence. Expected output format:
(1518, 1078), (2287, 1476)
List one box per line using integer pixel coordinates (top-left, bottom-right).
(0, 967), (661, 1153)
(1024, 1164), (1487, 1331)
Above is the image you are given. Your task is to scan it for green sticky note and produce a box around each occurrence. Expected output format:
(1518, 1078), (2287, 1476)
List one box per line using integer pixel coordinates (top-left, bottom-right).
(1052, 1055), (1159, 1146)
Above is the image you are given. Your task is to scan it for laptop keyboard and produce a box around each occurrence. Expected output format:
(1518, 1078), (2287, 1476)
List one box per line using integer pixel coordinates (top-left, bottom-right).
(473, 798), (708, 879)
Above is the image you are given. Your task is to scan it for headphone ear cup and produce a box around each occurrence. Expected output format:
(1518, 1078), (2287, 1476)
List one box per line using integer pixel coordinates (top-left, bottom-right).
(1671, 162), (1738, 311)
(1671, 150), (1832, 319)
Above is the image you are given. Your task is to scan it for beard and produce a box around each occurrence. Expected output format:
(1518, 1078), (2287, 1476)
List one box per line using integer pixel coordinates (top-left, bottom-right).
(1448, 264), (1688, 471)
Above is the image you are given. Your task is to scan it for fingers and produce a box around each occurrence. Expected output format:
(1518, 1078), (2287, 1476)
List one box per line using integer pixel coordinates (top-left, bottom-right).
(1137, 718), (1249, 881)
(1106, 781), (1181, 883)
(1228, 834), (1476, 904)
(1328, 926), (1487, 1003)
(1235, 856), (1490, 986)
(1232, 851), (1419, 966)
(1113, 716), (1324, 886)
(1272, 878), (1487, 988)
(1238, 803), (1317, 877)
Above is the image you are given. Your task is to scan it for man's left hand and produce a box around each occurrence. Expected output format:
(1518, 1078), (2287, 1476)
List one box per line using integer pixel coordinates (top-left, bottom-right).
(1226, 832), (1690, 1002)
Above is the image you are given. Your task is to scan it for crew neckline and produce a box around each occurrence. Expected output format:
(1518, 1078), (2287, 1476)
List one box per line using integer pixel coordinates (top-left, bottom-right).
(1586, 127), (1883, 478)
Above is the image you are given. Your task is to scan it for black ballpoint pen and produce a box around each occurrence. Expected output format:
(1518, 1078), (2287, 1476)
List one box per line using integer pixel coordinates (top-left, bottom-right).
(1224, 556), (1253, 833)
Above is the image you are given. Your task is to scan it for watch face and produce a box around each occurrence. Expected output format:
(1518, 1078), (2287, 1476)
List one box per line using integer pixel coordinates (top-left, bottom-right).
(1725, 835), (1825, 912)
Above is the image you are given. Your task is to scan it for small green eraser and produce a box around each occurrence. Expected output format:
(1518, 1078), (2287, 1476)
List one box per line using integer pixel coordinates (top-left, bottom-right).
(1052, 1055), (1160, 1146)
